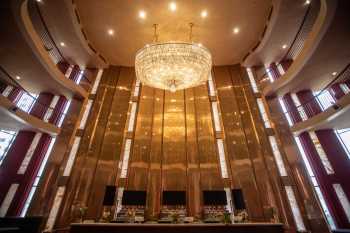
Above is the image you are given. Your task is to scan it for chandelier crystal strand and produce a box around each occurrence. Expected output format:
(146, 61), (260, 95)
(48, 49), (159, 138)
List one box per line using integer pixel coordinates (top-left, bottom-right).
(135, 42), (212, 92)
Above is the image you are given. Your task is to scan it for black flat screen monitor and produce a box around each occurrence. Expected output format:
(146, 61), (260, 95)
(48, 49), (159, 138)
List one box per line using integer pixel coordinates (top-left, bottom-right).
(203, 190), (227, 205)
(122, 191), (146, 206)
(162, 191), (186, 205)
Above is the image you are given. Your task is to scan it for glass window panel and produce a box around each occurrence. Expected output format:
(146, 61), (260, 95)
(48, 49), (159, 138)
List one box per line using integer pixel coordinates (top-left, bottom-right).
(314, 90), (335, 110)
(335, 128), (350, 159)
(0, 130), (17, 165)
(291, 93), (308, 121)
(17, 93), (37, 113)
(2, 86), (13, 97)
(315, 187), (336, 230)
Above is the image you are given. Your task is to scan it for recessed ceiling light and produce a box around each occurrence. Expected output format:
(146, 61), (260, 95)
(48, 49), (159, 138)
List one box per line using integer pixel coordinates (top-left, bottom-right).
(169, 2), (177, 11)
(201, 10), (208, 18)
(305, 0), (311, 4)
(282, 44), (287, 49)
(332, 72), (337, 76)
(233, 27), (240, 34)
(36, 0), (42, 2)
(60, 42), (65, 47)
(107, 29), (114, 36)
(139, 10), (146, 19)
(16, 76), (21, 80)
(198, 43), (202, 47)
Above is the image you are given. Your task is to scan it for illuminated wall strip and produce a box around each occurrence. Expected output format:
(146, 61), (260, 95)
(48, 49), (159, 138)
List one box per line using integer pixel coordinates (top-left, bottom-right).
(268, 136), (288, 177)
(2, 86), (14, 97)
(333, 183), (350, 222)
(79, 100), (93, 129)
(217, 139), (229, 179)
(211, 102), (222, 132)
(17, 133), (43, 174)
(285, 186), (307, 232)
(57, 100), (71, 127)
(21, 137), (57, 217)
(256, 98), (272, 128)
(63, 136), (81, 177)
(340, 83), (350, 94)
(208, 73), (216, 96)
(44, 186), (66, 232)
(309, 131), (334, 174)
(291, 93), (308, 121)
(76, 70), (84, 84)
(64, 65), (73, 78)
(91, 69), (104, 95)
(314, 186), (336, 229)
(277, 63), (285, 75)
(133, 80), (141, 97)
(44, 95), (60, 122)
(224, 187), (233, 214)
(0, 183), (19, 217)
(278, 98), (293, 126)
(114, 187), (125, 217)
(127, 102), (138, 132)
(120, 139), (132, 178)
(265, 67), (275, 83)
(246, 68), (259, 93)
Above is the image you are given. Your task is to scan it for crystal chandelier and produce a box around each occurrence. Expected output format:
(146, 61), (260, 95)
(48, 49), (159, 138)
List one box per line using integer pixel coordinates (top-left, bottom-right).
(135, 24), (212, 92)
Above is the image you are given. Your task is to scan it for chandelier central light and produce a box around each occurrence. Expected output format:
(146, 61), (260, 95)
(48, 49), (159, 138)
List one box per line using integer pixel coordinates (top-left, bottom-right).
(135, 24), (212, 92)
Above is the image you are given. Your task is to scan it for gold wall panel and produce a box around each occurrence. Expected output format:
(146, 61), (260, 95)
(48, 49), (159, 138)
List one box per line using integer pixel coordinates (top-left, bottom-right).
(56, 67), (121, 226)
(194, 84), (223, 190)
(146, 89), (164, 217)
(213, 66), (265, 221)
(162, 90), (187, 191)
(185, 88), (201, 216)
(127, 85), (154, 190)
(86, 67), (134, 219)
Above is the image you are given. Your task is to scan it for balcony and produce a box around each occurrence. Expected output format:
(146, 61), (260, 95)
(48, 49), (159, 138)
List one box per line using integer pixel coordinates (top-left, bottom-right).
(284, 64), (350, 134)
(0, 67), (62, 136)
(261, 0), (348, 97)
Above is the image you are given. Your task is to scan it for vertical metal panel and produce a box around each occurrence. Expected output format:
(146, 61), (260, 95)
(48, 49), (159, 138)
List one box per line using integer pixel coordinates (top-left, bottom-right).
(146, 89), (164, 218)
(213, 66), (265, 221)
(162, 90), (186, 190)
(86, 67), (134, 219)
(185, 88), (201, 217)
(127, 86), (154, 190)
(56, 67), (119, 226)
(194, 84), (223, 190)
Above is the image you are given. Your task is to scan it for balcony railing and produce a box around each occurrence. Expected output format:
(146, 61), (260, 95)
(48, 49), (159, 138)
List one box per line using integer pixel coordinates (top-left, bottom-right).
(286, 64), (350, 125)
(27, 0), (91, 92)
(0, 66), (66, 127)
(283, 0), (320, 60)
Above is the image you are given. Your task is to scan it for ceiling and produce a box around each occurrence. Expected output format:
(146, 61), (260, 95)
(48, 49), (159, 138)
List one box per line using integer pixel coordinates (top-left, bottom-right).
(74, 0), (272, 66)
